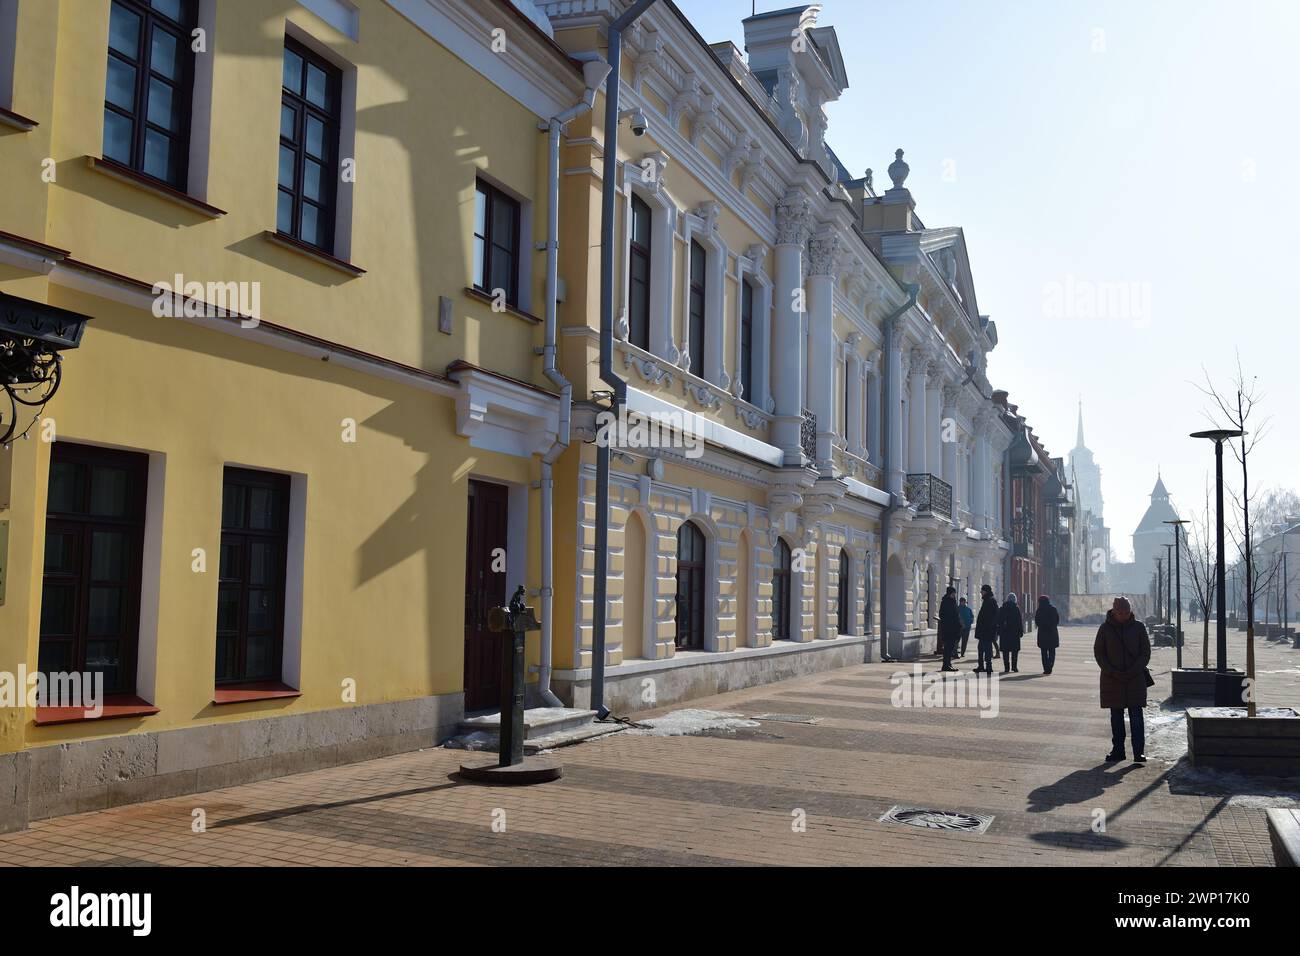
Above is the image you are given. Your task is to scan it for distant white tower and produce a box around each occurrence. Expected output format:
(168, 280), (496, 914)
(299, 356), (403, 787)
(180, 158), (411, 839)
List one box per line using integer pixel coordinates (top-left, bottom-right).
(1069, 401), (1111, 592)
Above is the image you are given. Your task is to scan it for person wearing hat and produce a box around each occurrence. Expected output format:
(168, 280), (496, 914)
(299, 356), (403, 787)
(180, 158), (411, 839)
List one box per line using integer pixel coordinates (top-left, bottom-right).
(1094, 596), (1152, 763)
(1035, 594), (1061, 674)
(996, 592), (1024, 673)
(973, 584), (999, 674)
(937, 586), (961, 672)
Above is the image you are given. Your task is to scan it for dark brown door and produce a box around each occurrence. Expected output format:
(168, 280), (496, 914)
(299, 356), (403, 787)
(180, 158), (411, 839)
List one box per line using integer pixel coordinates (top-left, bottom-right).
(464, 479), (508, 711)
(675, 520), (706, 650)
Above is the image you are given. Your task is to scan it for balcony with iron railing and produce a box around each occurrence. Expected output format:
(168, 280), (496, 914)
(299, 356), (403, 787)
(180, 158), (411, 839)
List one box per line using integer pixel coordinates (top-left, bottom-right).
(905, 473), (953, 521)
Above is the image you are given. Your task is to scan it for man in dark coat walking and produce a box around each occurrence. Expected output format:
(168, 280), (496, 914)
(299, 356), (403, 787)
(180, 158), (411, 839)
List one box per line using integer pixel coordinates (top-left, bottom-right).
(973, 585), (999, 674)
(1093, 596), (1152, 763)
(1035, 595), (1060, 674)
(996, 592), (1024, 673)
(937, 586), (961, 672)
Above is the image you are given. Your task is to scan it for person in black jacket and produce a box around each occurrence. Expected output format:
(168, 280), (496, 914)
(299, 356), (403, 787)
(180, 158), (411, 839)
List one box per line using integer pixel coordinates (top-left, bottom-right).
(937, 586), (961, 673)
(996, 592), (1024, 673)
(1035, 595), (1061, 674)
(973, 585), (999, 674)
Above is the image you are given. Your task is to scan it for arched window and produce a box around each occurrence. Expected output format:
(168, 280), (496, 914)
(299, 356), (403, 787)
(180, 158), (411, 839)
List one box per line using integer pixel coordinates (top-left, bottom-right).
(674, 521), (706, 650)
(837, 548), (850, 634)
(863, 559), (874, 636)
(772, 538), (792, 640)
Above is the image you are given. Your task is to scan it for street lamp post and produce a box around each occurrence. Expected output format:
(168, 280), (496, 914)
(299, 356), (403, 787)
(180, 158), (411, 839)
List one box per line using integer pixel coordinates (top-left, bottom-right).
(1165, 519), (1189, 670)
(1155, 555), (1163, 623)
(1191, 428), (1245, 706)
(1170, 546), (1180, 629)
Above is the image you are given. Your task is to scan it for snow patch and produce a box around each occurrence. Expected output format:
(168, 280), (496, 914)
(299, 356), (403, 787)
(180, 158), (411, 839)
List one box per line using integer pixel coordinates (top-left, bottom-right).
(624, 709), (760, 737)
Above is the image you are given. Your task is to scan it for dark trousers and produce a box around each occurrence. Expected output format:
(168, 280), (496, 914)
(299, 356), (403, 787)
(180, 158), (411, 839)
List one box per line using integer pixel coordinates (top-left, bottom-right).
(941, 636), (958, 670)
(1110, 707), (1145, 757)
(1002, 649), (1018, 672)
(1041, 647), (1056, 672)
(959, 627), (971, 656)
(977, 640), (994, 672)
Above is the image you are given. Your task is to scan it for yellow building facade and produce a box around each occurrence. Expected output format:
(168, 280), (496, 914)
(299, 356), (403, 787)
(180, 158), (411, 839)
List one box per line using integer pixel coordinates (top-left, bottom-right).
(0, 0), (590, 831)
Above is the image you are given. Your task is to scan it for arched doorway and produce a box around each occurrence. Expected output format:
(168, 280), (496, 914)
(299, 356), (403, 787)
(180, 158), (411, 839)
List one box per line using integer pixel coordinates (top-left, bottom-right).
(886, 552), (905, 639)
(623, 510), (647, 660)
(674, 520), (706, 650)
(863, 557), (874, 636)
(772, 538), (792, 640)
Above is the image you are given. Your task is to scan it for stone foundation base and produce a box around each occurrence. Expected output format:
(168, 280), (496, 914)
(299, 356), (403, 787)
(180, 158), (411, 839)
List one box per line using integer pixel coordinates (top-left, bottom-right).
(552, 634), (877, 715)
(0, 693), (463, 834)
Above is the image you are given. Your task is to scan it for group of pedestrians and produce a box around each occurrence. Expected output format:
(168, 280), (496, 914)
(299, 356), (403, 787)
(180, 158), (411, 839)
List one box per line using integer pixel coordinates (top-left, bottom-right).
(935, 588), (1153, 763)
(936, 586), (1060, 675)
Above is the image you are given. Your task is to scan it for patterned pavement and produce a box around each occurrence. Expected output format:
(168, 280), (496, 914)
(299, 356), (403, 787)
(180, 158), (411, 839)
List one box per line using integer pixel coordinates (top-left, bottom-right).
(1, 625), (1297, 866)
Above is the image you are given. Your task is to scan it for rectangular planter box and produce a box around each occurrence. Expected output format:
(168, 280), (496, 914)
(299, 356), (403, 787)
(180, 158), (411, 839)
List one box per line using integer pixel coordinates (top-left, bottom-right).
(1170, 667), (1243, 702)
(1186, 707), (1300, 776)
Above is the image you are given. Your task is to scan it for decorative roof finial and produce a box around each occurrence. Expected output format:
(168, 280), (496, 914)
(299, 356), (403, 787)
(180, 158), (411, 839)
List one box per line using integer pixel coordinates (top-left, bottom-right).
(888, 148), (909, 189)
(864, 168), (873, 191)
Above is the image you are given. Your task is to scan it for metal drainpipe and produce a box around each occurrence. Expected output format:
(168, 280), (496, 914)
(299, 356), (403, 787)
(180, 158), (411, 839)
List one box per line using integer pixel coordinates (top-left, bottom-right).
(592, 0), (659, 720)
(876, 284), (918, 664)
(537, 67), (609, 709)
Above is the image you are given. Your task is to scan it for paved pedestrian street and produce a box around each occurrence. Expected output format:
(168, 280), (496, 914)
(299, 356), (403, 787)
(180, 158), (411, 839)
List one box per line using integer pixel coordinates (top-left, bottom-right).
(2, 627), (1296, 868)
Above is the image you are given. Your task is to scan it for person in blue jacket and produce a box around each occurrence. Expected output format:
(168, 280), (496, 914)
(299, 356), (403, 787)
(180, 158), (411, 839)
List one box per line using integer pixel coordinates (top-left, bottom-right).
(957, 596), (974, 657)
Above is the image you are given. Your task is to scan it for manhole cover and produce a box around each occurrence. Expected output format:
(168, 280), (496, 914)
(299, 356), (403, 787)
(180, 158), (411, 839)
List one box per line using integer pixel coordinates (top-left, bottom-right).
(750, 713), (820, 724)
(878, 805), (993, 833)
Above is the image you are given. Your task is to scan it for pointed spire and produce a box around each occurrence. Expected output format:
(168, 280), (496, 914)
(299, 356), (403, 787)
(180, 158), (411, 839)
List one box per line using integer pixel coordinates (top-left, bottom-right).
(1075, 398), (1085, 450)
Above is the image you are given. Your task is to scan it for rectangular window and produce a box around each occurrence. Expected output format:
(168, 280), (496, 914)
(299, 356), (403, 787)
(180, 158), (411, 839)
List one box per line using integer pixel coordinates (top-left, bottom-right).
(688, 239), (706, 378)
(473, 179), (521, 307)
(216, 468), (290, 684)
(628, 194), (651, 350)
(278, 37), (341, 252)
(40, 443), (149, 696)
(739, 278), (754, 403)
(102, 0), (197, 188)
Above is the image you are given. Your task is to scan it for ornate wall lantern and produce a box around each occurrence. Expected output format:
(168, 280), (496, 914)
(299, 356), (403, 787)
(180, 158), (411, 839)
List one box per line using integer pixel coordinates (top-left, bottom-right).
(0, 293), (91, 446)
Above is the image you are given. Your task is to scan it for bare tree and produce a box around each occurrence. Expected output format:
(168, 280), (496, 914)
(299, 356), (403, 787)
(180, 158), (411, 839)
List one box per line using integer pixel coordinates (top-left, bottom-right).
(1197, 357), (1272, 715)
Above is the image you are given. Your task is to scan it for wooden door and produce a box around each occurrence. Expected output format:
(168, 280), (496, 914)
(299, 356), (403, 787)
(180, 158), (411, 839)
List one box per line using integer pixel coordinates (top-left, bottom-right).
(463, 480), (508, 711)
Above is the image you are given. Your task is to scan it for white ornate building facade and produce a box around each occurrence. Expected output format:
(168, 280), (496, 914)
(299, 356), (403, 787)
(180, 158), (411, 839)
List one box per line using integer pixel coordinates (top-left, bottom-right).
(539, 0), (1016, 712)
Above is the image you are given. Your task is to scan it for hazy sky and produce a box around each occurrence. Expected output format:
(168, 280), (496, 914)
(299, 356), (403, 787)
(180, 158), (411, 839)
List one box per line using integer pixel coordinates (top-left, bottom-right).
(678, 0), (1300, 560)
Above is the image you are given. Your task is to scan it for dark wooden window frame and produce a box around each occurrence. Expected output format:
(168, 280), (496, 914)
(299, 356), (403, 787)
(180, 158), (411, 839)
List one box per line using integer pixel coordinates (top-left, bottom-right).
(40, 443), (149, 697)
(473, 178), (522, 308)
(628, 193), (652, 350)
(772, 538), (792, 641)
(739, 277), (754, 404)
(216, 467), (291, 686)
(837, 549), (850, 634)
(102, 0), (198, 189)
(688, 239), (706, 378)
(674, 520), (707, 651)
(278, 36), (342, 254)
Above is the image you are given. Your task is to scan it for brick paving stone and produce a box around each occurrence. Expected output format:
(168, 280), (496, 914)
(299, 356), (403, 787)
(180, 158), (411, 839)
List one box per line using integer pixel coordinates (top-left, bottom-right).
(0, 627), (1295, 866)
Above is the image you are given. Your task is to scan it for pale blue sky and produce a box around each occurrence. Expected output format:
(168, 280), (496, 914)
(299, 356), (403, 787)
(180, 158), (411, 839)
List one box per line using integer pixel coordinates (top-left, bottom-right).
(678, 0), (1300, 559)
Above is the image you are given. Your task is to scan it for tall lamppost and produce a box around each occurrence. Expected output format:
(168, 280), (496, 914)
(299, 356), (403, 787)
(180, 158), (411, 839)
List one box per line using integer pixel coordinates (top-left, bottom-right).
(1163, 542), (1174, 626)
(1165, 519), (1189, 669)
(1155, 555), (1163, 623)
(1191, 428), (1245, 705)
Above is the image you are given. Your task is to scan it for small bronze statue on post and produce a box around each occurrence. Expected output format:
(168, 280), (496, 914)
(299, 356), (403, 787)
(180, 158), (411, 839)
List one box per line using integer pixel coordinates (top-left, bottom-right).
(458, 586), (562, 784)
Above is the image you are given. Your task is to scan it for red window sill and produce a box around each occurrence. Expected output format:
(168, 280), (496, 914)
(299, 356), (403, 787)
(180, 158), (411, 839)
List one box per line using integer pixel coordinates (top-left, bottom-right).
(212, 682), (301, 705)
(34, 695), (159, 726)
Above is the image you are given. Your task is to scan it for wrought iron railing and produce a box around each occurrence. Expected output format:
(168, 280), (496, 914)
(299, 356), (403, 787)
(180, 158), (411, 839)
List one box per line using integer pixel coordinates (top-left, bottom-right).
(800, 408), (817, 461)
(905, 473), (953, 520)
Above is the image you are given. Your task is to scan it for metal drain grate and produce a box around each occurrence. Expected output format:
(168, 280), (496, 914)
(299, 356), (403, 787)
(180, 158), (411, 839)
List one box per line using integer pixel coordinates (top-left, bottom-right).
(749, 713), (820, 724)
(878, 805), (993, 834)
